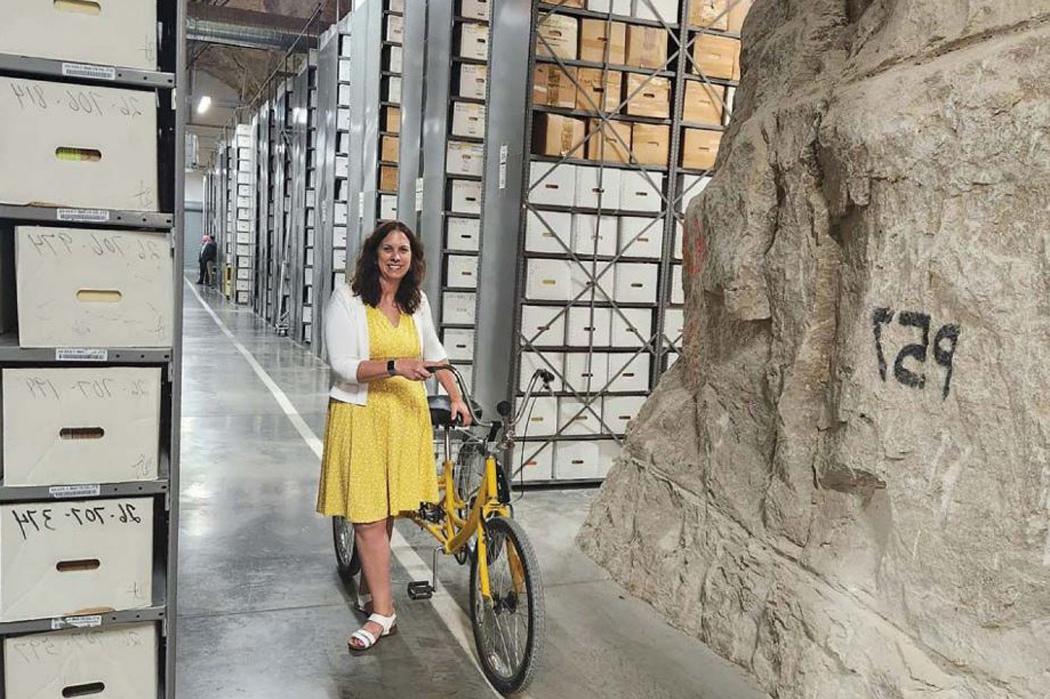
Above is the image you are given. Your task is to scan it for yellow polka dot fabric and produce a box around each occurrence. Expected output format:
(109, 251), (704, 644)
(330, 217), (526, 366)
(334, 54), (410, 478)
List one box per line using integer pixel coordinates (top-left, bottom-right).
(316, 306), (438, 523)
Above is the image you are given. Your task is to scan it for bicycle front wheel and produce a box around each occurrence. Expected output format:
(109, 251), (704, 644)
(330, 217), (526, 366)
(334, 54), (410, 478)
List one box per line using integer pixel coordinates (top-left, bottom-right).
(469, 516), (545, 695)
(332, 516), (360, 579)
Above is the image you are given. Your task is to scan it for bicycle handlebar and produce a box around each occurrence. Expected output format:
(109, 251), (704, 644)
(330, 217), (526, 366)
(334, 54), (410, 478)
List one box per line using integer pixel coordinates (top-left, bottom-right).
(427, 363), (552, 441)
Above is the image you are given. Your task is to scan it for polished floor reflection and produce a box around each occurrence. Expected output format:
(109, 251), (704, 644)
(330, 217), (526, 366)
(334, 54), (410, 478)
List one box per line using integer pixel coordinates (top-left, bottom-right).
(175, 281), (766, 698)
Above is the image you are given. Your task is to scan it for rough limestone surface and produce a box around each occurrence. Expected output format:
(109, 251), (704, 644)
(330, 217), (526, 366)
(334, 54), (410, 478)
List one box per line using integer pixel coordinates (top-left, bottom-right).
(578, 2), (1050, 696)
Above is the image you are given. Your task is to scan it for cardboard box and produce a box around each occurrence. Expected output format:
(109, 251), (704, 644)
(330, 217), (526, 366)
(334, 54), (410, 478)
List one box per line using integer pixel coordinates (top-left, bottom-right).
(526, 209), (572, 254)
(692, 33), (740, 79)
(514, 442), (554, 481)
(447, 141), (484, 176)
(618, 216), (663, 258)
(4, 624), (157, 698)
(520, 305), (567, 347)
(533, 64), (578, 109)
(451, 102), (486, 138)
(380, 135), (399, 163)
(619, 170), (663, 211)
(614, 262), (659, 302)
(603, 395), (646, 433)
(576, 69), (623, 113)
(633, 0), (680, 23)
(458, 64), (488, 99)
(520, 351), (564, 391)
(607, 352), (650, 391)
(688, 0), (729, 29)
(575, 164), (622, 209)
(565, 352), (609, 392)
(727, 0), (752, 32)
(446, 254), (479, 288)
(631, 123), (670, 167)
(0, 78), (158, 211)
(625, 74), (670, 118)
(2, 367), (161, 487)
(0, 2), (157, 70)
(525, 259), (573, 301)
(521, 397), (559, 436)
(458, 22), (489, 60)
(461, 0), (491, 21)
(442, 291), (476, 325)
(559, 397), (603, 436)
(379, 165), (398, 192)
(529, 162), (576, 206)
(0, 497), (153, 621)
(385, 106), (401, 133)
(567, 307), (613, 346)
(580, 20), (627, 64)
(447, 216), (481, 251)
(15, 227), (173, 348)
(681, 127), (722, 169)
(533, 113), (586, 158)
(611, 307), (653, 344)
(572, 214), (618, 257)
(683, 80), (724, 125)
(625, 25), (668, 69)
(444, 328), (474, 360)
(536, 15), (579, 60)
(586, 120), (632, 164)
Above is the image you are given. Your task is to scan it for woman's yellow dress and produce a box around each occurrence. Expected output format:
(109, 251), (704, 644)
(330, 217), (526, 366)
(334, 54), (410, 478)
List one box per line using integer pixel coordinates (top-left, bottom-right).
(316, 305), (438, 523)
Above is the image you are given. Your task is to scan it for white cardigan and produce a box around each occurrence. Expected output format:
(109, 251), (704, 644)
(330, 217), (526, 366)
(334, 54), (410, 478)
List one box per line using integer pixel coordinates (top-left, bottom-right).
(324, 285), (448, 405)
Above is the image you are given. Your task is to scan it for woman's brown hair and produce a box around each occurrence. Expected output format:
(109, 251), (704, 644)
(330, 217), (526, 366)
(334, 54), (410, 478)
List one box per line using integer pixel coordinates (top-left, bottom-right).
(350, 220), (426, 314)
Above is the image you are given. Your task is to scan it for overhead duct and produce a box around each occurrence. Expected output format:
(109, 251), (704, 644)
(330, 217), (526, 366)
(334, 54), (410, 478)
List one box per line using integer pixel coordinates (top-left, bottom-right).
(186, 4), (320, 52)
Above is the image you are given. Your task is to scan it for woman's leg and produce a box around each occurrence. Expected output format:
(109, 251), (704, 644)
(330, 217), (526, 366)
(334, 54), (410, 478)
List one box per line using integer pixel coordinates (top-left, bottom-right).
(350, 517), (395, 648)
(358, 519), (395, 599)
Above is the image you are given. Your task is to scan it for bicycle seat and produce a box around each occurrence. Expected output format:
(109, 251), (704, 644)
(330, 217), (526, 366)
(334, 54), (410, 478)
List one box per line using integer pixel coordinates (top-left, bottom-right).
(427, 395), (482, 427)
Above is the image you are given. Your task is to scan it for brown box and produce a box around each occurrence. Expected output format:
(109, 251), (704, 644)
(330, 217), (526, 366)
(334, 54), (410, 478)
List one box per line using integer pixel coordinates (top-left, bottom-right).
(625, 25), (668, 69)
(580, 19), (627, 64)
(682, 80), (724, 125)
(624, 74), (670, 118)
(692, 33), (740, 79)
(384, 106), (401, 134)
(586, 119), (631, 164)
(576, 68), (623, 113)
(533, 64), (578, 109)
(631, 123), (670, 167)
(533, 113), (586, 158)
(688, 0), (729, 30)
(681, 128), (722, 170)
(546, 0), (585, 6)
(727, 0), (752, 32)
(379, 165), (398, 192)
(381, 135), (399, 163)
(536, 14), (579, 60)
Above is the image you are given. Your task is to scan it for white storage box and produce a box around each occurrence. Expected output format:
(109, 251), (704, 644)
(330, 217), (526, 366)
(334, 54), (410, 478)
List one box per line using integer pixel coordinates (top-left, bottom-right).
(567, 306), (612, 346)
(633, 0), (680, 23)
(236, 232), (251, 244)
(604, 395), (646, 434)
(0, 78), (158, 210)
(522, 397), (559, 437)
(576, 259), (616, 302)
(575, 165), (622, 210)
(679, 173), (711, 211)
(380, 194), (398, 220)
(386, 14), (404, 43)
(520, 305), (566, 347)
(462, 0), (491, 20)
(235, 279), (250, 292)
(559, 398), (603, 436)
(0, 497), (152, 622)
(2, 367), (160, 487)
(447, 141), (485, 177)
(442, 292), (476, 325)
(238, 184), (253, 197)
(387, 76), (402, 104)
(525, 259), (572, 301)
(588, 0), (632, 13)
(607, 352), (650, 392)
(339, 84), (352, 105)
(388, 0), (405, 11)
(336, 155), (349, 178)
(520, 352), (563, 391)
(335, 202), (349, 225)
(674, 219), (684, 259)
(572, 214), (618, 257)
(447, 217), (481, 251)
(459, 23), (490, 60)
(443, 328), (474, 361)
(450, 180), (482, 213)
(236, 220), (250, 233)
(564, 352), (609, 392)
(4, 623), (157, 699)
(619, 170), (663, 213)
(459, 64), (488, 99)
(529, 162), (575, 206)
(512, 442), (553, 482)
(236, 267), (252, 280)
(236, 244), (250, 256)
(611, 307), (653, 345)
(724, 86), (736, 124)
(613, 262), (659, 303)
(664, 307), (684, 341)
(388, 46), (404, 73)
(451, 102), (486, 139)
(0, 2), (157, 70)
(671, 264), (685, 304)
(555, 441), (600, 480)
(526, 210), (571, 254)
(595, 440), (620, 477)
(16, 227), (173, 348)
(334, 248), (347, 269)
(338, 108), (351, 130)
(446, 254), (478, 289)
(619, 216), (663, 258)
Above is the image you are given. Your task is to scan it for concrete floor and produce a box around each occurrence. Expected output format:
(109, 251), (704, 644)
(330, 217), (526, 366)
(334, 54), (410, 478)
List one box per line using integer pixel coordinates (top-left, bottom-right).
(175, 280), (768, 699)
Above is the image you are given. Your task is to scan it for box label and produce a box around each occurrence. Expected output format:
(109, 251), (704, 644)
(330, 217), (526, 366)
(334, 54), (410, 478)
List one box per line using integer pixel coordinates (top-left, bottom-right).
(51, 614), (103, 630)
(357, 192), (364, 220)
(415, 178), (424, 212)
(56, 208), (111, 223)
(55, 348), (109, 362)
(499, 144), (508, 191)
(49, 484), (102, 499)
(61, 62), (117, 82)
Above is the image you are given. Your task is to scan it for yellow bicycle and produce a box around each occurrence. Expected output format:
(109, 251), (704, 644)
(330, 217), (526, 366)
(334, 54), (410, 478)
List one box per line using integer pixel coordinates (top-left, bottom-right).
(333, 365), (553, 695)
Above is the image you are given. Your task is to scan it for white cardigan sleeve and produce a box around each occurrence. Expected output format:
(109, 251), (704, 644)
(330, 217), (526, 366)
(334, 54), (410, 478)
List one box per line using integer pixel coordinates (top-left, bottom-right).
(419, 293), (449, 363)
(325, 289), (364, 385)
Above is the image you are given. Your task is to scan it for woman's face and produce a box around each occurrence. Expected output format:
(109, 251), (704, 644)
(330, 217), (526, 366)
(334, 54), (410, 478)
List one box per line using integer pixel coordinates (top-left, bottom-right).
(377, 230), (412, 285)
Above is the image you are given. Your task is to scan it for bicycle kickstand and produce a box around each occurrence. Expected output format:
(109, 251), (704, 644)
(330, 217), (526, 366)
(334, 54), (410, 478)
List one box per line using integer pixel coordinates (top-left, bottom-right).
(407, 547), (441, 600)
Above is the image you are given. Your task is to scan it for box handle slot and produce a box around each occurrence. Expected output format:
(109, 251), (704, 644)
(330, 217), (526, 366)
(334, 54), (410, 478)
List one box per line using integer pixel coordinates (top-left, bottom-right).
(55, 147), (102, 162)
(56, 559), (101, 573)
(76, 289), (123, 303)
(62, 683), (106, 698)
(59, 427), (105, 440)
(53, 0), (101, 15)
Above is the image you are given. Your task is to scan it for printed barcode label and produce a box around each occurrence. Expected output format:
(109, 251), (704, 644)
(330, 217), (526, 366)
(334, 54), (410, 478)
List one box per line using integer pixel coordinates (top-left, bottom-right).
(51, 615), (103, 630)
(49, 484), (101, 499)
(56, 208), (110, 223)
(55, 348), (108, 362)
(61, 62), (117, 81)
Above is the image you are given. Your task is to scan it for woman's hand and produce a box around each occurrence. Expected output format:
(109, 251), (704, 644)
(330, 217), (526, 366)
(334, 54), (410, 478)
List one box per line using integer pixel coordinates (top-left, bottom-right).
(393, 358), (432, 381)
(450, 398), (472, 427)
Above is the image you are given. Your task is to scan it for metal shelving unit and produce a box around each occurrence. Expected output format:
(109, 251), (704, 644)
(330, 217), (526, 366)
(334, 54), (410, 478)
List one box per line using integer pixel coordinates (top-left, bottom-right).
(0, 0), (185, 692)
(231, 123), (256, 305)
(474, 0), (747, 484)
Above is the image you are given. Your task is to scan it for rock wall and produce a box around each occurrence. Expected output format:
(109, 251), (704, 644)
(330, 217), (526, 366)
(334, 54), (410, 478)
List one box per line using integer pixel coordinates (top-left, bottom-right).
(578, 2), (1050, 696)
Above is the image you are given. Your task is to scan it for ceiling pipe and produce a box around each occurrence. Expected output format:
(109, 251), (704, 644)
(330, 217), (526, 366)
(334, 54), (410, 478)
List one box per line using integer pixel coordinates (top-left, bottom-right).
(186, 4), (322, 51)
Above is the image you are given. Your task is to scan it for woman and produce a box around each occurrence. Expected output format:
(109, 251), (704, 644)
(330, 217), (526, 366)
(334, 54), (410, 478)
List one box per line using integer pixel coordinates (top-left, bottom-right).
(317, 220), (471, 652)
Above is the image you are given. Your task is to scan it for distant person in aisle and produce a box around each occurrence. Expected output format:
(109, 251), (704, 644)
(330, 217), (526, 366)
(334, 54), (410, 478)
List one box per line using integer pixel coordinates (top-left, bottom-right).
(197, 234), (217, 285)
(316, 220), (471, 652)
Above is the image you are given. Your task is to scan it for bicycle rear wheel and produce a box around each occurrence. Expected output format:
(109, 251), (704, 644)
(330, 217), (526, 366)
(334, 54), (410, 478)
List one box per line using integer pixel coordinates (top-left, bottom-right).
(469, 516), (545, 695)
(332, 516), (361, 579)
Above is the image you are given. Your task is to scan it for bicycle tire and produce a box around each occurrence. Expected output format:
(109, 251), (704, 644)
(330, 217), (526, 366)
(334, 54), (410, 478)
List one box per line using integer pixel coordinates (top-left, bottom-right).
(469, 516), (545, 695)
(332, 516), (361, 579)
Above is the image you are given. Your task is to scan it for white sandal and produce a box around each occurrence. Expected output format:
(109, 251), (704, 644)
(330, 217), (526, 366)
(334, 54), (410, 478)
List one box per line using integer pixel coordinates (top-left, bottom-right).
(348, 612), (397, 652)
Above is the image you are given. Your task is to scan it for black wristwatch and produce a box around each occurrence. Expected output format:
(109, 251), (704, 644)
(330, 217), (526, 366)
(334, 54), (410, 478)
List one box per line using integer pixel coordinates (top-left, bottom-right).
(387, 359), (397, 376)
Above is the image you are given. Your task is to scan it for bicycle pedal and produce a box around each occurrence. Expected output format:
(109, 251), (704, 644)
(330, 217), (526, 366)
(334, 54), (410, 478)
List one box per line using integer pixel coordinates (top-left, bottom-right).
(407, 580), (434, 600)
(417, 502), (445, 524)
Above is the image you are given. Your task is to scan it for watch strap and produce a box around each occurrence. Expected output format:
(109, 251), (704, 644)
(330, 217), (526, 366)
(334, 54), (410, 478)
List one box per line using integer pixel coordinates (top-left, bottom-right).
(387, 359), (396, 376)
